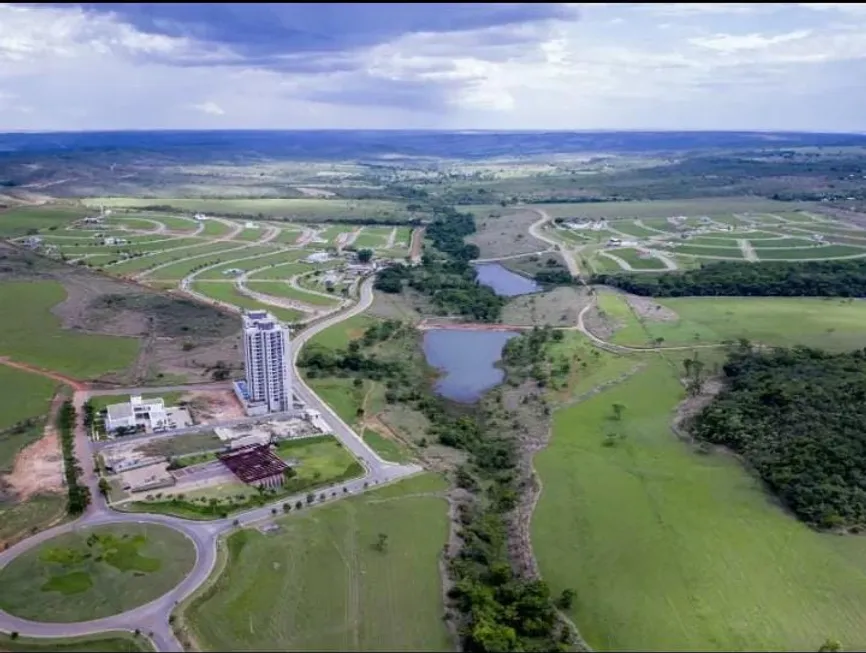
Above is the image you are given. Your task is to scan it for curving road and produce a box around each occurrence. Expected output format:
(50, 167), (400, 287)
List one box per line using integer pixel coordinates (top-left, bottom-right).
(0, 274), (419, 651)
(528, 208), (581, 277)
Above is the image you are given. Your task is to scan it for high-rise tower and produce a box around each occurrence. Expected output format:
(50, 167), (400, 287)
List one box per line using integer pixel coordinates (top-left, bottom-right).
(241, 310), (293, 413)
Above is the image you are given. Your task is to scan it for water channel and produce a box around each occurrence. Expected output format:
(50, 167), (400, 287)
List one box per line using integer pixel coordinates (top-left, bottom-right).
(473, 262), (540, 297)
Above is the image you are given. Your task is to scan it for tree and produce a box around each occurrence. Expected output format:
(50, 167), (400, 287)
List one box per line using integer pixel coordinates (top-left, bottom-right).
(357, 248), (374, 264)
(282, 502), (291, 513)
(374, 532), (389, 552)
(611, 403), (626, 421)
(556, 588), (576, 610)
(819, 638), (843, 652)
(295, 500), (303, 510)
(97, 477), (110, 498)
(306, 492), (315, 504)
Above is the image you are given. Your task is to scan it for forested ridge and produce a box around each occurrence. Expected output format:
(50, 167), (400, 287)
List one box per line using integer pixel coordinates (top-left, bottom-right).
(593, 259), (866, 297)
(691, 345), (866, 530)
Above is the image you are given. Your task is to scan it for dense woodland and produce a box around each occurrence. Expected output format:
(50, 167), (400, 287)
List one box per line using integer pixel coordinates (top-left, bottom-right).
(691, 345), (866, 530)
(593, 259), (866, 297)
(375, 205), (506, 321)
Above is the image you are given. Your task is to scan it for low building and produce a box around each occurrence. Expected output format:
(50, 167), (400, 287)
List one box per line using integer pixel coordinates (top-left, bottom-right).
(22, 236), (42, 248)
(102, 447), (165, 474)
(121, 462), (176, 493)
(244, 221), (259, 229)
(218, 444), (289, 489)
(194, 213), (208, 221)
(305, 251), (331, 264)
(103, 395), (191, 434)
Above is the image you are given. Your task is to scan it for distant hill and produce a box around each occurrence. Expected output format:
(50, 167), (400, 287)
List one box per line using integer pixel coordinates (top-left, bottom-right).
(1, 130), (866, 162)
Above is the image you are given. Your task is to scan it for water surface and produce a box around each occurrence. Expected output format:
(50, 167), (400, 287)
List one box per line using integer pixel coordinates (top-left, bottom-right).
(474, 263), (540, 297)
(422, 328), (518, 403)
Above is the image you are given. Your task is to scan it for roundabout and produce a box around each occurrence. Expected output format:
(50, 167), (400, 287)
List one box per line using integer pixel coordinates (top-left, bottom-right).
(0, 522), (196, 623)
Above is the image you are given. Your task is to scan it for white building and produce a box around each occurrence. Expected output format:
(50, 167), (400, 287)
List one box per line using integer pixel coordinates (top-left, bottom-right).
(105, 395), (168, 433)
(241, 310), (293, 413)
(305, 251), (331, 264)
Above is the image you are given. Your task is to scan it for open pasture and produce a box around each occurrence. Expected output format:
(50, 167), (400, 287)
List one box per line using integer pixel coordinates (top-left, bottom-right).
(512, 198), (806, 220)
(669, 243), (745, 258)
(191, 281), (304, 323)
(113, 213), (200, 233)
(0, 206), (88, 237)
(0, 523), (195, 623)
(105, 242), (244, 275)
(193, 249), (307, 280)
(607, 221), (660, 238)
(87, 197), (412, 222)
(0, 281), (139, 378)
(144, 245), (279, 281)
(245, 281), (340, 307)
(606, 248), (667, 270)
(749, 237), (820, 249)
(755, 245), (866, 260)
(352, 232), (387, 249)
(184, 473), (451, 652)
(534, 360), (866, 652)
(246, 261), (322, 280)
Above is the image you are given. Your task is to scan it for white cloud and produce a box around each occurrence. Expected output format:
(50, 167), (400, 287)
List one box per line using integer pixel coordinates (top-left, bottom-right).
(192, 101), (225, 116)
(690, 30), (812, 53)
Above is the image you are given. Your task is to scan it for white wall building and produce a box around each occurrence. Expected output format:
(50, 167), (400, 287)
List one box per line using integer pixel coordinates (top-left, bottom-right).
(242, 310), (293, 413)
(105, 395), (168, 433)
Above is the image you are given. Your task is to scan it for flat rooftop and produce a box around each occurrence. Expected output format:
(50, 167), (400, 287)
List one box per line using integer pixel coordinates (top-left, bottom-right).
(218, 444), (288, 484)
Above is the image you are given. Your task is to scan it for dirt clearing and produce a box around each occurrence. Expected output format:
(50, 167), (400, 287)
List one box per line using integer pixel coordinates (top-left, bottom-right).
(4, 394), (65, 501)
(182, 389), (246, 423)
(500, 286), (590, 327)
(623, 294), (679, 322)
(468, 209), (549, 259)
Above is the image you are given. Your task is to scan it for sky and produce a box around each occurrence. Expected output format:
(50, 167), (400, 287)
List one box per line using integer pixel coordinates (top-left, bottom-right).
(1, 2), (866, 133)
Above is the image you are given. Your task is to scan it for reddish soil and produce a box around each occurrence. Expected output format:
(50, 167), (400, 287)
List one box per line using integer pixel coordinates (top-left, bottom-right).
(409, 226), (425, 263)
(4, 393), (65, 501)
(183, 389), (246, 423)
(0, 356), (87, 391)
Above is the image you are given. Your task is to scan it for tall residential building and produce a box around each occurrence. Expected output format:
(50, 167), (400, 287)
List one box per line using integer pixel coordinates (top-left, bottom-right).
(242, 310), (293, 413)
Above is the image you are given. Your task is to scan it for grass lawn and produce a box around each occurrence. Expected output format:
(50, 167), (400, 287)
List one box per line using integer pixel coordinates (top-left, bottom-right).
(0, 206), (87, 237)
(88, 198), (410, 222)
(309, 314), (378, 350)
(0, 523), (196, 623)
(607, 248), (667, 270)
(606, 221), (660, 238)
(319, 224), (351, 243)
(245, 281), (340, 307)
(192, 281), (304, 323)
(394, 226), (412, 246)
(0, 281), (139, 378)
(352, 233), (387, 249)
(234, 227), (265, 241)
(199, 219), (235, 238)
(671, 243), (745, 258)
(184, 473), (451, 651)
(104, 243), (228, 275)
(0, 366), (57, 431)
(0, 631), (153, 652)
(193, 249), (305, 280)
(143, 245), (266, 280)
(609, 296), (866, 351)
(0, 494), (67, 547)
(305, 378), (365, 425)
(362, 428), (411, 463)
(748, 237), (819, 248)
(756, 245), (866, 260)
(533, 360), (866, 652)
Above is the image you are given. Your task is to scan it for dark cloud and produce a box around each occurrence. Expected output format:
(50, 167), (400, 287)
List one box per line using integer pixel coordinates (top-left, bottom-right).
(67, 3), (575, 59)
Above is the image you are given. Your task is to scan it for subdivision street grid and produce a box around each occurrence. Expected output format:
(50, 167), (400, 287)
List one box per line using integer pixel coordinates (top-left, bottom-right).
(0, 277), (421, 653)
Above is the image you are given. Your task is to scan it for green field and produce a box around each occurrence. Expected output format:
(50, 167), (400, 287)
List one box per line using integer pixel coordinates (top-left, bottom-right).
(135, 214), (199, 233)
(0, 494), (67, 548)
(309, 314), (377, 351)
(756, 245), (866, 260)
(671, 244), (745, 258)
(533, 360), (866, 651)
(106, 242), (242, 275)
(0, 206), (88, 237)
(143, 245), (276, 281)
(184, 473), (451, 651)
(352, 233), (387, 249)
(0, 523), (196, 622)
(362, 429), (411, 463)
(245, 281), (340, 307)
(0, 366), (57, 432)
(680, 236), (743, 247)
(199, 219), (236, 238)
(272, 228), (305, 245)
(0, 281), (139, 378)
(191, 281), (304, 323)
(606, 248), (667, 270)
(598, 291), (866, 351)
(233, 226), (266, 241)
(87, 198), (411, 222)
(195, 250), (307, 280)
(0, 631), (153, 652)
(319, 224), (351, 243)
(106, 217), (161, 231)
(606, 222), (660, 238)
(749, 237), (824, 249)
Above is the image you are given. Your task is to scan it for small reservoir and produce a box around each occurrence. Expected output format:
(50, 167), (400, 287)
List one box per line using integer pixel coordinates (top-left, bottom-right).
(474, 263), (540, 297)
(422, 328), (519, 403)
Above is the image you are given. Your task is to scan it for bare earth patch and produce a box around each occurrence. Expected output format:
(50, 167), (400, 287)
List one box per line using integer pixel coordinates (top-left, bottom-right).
(584, 305), (619, 341)
(500, 286), (591, 327)
(671, 378), (724, 444)
(4, 395), (64, 501)
(294, 187), (335, 198)
(183, 389), (246, 423)
(623, 294), (679, 322)
(468, 209), (550, 259)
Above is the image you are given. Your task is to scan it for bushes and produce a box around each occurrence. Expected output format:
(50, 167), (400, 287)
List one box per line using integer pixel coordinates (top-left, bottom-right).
(57, 400), (91, 514)
(593, 259), (866, 298)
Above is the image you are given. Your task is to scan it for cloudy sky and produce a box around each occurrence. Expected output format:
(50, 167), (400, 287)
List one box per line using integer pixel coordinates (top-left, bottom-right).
(1, 2), (865, 132)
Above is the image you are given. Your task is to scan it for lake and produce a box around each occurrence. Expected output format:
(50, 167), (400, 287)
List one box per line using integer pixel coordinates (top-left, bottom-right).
(422, 328), (519, 403)
(474, 263), (540, 297)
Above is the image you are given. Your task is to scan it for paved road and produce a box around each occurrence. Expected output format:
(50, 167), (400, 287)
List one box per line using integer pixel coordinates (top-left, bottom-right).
(0, 274), (419, 651)
(528, 209), (581, 277)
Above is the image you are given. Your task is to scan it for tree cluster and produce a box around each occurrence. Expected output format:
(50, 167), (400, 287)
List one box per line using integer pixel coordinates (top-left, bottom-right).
(691, 345), (866, 530)
(593, 259), (866, 298)
(58, 400), (91, 514)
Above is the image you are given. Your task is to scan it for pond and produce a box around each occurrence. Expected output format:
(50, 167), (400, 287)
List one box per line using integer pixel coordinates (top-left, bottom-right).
(474, 263), (540, 297)
(422, 328), (519, 403)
